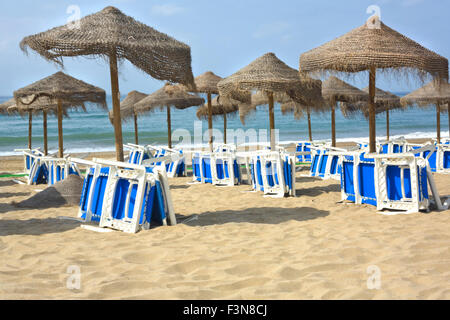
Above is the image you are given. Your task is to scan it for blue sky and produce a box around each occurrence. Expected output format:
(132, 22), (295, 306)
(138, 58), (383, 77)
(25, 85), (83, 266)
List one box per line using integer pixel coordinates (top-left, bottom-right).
(0, 0), (448, 97)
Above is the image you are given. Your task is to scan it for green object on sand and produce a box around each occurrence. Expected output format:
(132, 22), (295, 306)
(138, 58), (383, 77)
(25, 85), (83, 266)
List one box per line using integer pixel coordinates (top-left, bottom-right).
(0, 173), (28, 178)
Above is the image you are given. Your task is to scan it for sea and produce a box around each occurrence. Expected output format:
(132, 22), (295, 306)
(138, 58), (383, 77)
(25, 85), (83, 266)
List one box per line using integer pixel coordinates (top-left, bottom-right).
(0, 93), (448, 156)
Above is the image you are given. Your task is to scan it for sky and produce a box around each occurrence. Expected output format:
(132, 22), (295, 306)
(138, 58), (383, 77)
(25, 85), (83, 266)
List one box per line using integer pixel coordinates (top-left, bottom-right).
(0, 0), (448, 97)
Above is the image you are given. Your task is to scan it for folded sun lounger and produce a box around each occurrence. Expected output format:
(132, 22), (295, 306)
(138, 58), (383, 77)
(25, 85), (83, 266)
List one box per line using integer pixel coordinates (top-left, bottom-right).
(340, 145), (448, 213)
(73, 157), (177, 233)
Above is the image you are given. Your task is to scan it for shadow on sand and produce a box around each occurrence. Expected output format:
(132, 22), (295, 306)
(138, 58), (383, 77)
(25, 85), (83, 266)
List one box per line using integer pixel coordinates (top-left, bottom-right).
(180, 206), (329, 227)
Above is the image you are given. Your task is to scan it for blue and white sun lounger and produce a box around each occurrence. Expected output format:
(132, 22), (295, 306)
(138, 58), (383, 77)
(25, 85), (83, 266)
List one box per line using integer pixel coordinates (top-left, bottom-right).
(296, 141), (312, 163)
(340, 145), (448, 213)
(191, 150), (241, 186)
(73, 157), (176, 234)
(46, 157), (81, 185)
(309, 146), (343, 181)
(21, 150), (48, 185)
(15, 148), (44, 174)
(125, 144), (153, 165)
(245, 151), (296, 197)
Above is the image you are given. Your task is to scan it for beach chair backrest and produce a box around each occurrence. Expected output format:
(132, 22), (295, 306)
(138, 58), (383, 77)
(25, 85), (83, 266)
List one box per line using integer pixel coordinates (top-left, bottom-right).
(75, 158), (177, 233)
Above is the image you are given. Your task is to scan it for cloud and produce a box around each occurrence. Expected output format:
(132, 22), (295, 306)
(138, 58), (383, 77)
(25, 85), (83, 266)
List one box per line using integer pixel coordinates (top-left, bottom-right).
(252, 22), (290, 39)
(151, 4), (184, 16)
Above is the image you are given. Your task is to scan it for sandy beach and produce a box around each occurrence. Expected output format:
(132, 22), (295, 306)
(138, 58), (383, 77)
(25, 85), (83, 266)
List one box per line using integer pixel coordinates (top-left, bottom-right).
(0, 141), (449, 300)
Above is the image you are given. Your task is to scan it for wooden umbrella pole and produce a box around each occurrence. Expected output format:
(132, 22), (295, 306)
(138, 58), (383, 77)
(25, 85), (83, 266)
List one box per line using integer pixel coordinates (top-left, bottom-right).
(28, 111), (32, 149)
(331, 99), (336, 147)
(43, 110), (48, 155)
(134, 112), (139, 145)
(368, 66), (377, 153)
(57, 99), (63, 158)
(436, 102), (441, 144)
(307, 108), (312, 141)
(167, 106), (172, 149)
(223, 113), (227, 144)
(207, 92), (213, 152)
(386, 106), (390, 141)
(109, 49), (124, 162)
(268, 91), (275, 150)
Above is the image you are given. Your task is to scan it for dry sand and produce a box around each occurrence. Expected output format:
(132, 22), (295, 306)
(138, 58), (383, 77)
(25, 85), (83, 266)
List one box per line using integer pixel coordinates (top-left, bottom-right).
(0, 146), (449, 300)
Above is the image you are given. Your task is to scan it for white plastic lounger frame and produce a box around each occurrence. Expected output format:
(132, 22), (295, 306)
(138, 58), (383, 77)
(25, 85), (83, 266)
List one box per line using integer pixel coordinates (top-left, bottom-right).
(211, 152), (237, 187)
(145, 145), (186, 178)
(23, 150), (47, 185)
(71, 158), (103, 223)
(94, 158), (176, 234)
(371, 145), (448, 213)
(124, 143), (153, 165)
(44, 156), (81, 185)
(16, 148), (44, 174)
(436, 144), (450, 173)
(259, 152), (285, 197)
(310, 146), (345, 180)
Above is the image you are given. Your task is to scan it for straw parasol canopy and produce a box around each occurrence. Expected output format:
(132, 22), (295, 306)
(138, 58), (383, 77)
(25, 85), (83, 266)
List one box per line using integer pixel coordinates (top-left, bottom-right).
(300, 16), (449, 152)
(218, 52), (323, 150)
(109, 90), (147, 145)
(0, 98), (16, 115)
(1, 96), (70, 154)
(20, 6), (196, 161)
(14, 72), (106, 157)
(401, 81), (450, 143)
(196, 96), (239, 144)
(321, 76), (369, 146)
(134, 84), (205, 148)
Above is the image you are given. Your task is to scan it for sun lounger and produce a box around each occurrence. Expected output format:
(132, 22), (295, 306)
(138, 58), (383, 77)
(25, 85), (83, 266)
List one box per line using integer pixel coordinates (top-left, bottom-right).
(191, 150), (241, 186)
(309, 146), (343, 180)
(45, 157), (81, 185)
(245, 150), (296, 197)
(21, 150), (48, 185)
(340, 145), (448, 213)
(296, 141), (312, 163)
(73, 157), (176, 233)
(15, 148), (44, 174)
(124, 143), (154, 165)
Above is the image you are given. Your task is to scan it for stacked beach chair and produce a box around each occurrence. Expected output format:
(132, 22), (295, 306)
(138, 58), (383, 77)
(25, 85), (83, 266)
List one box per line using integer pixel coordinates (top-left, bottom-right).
(339, 144), (449, 214)
(236, 149), (299, 198)
(73, 154), (177, 234)
(309, 145), (344, 181)
(125, 143), (186, 178)
(16, 149), (81, 186)
(191, 144), (241, 186)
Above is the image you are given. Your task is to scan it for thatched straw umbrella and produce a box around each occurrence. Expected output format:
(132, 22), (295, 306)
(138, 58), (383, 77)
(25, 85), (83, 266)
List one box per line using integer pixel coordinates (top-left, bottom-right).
(134, 84), (204, 148)
(14, 72), (106, 158)
(322, 76), (368, 147)
(1, 97), (69, 154)
(196, 96), (239, 144)
(300, 16), (449, 153)
(20, 6), (196, 162)
(400, 81), (450, 143)
(186, 71), (223, 151)
(341, 87), (402, 141)
(109, 91), (147, 145)
(218, 52), (323, 150)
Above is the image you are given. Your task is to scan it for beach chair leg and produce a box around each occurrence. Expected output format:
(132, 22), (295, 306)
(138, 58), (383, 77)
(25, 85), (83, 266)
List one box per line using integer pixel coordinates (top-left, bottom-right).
(427, 168), (445, 211)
